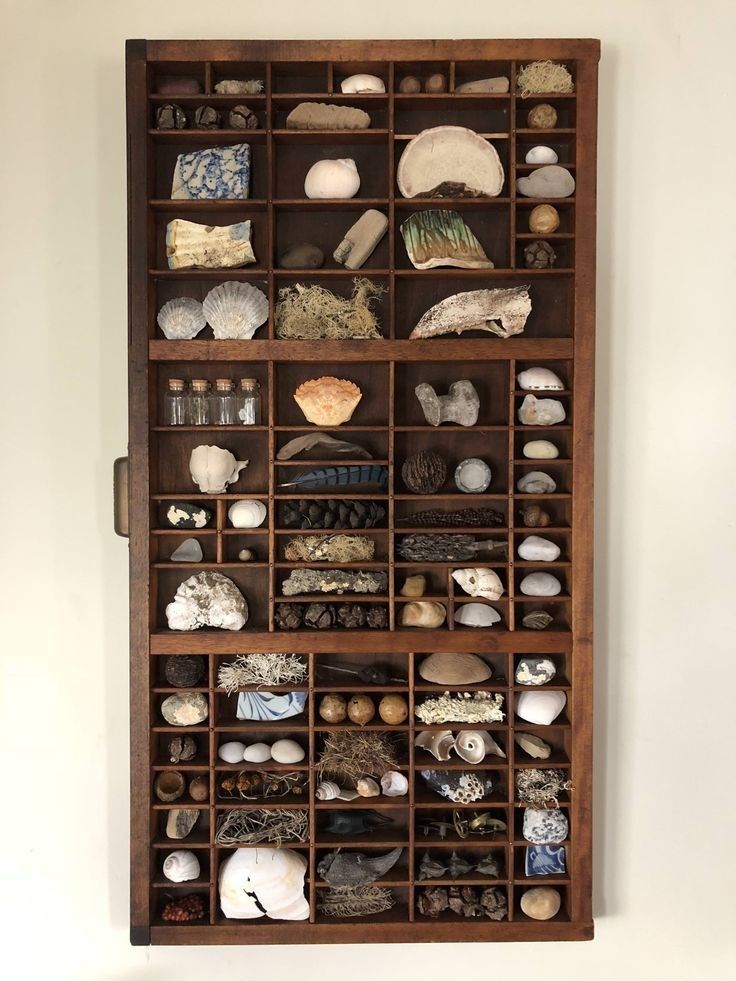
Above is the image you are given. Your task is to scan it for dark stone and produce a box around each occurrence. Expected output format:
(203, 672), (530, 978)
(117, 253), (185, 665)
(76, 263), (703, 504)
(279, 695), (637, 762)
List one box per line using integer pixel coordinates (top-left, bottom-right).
(155, 104), (187, 130)
(157, 77), (202, 96)
(164, 503), (213, 529)
(164, 655), (205, 688)
(194, 105), (221, 129)
(274, 603), (304, 630)
(229, 104), (259, 129)
(524, 240), (557, 269)
(366, 606), (389, 629)
(279, 243), (325, 269)
(304, 603), (335, 629)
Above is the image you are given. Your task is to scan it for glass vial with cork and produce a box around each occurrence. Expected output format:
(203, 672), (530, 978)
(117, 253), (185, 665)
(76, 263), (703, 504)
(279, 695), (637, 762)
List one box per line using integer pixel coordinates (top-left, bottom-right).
(210, 378), (237, 425)
(237, 378), (262, 425)
(187, 378), (211, 425)
(164, 378), (187, 426)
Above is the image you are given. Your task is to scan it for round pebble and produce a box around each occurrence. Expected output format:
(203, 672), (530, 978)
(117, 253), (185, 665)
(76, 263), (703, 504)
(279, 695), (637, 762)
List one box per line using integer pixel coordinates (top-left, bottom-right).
(521, 886), (561, 920)
(523, 440), (559, 460)
(242, 742), (272, 763)
(218, 741), (247, 763)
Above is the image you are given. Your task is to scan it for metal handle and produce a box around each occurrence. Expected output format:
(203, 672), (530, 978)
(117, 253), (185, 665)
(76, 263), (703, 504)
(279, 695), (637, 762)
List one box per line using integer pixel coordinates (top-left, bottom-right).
(114, 456), (130, 538)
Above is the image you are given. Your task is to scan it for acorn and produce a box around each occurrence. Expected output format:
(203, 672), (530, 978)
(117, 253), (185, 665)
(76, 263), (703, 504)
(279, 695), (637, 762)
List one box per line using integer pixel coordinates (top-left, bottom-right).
(347, 694), (376, 726)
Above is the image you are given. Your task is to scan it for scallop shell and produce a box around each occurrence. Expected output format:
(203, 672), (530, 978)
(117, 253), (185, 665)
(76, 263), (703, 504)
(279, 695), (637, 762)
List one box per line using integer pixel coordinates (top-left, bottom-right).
(157, 297), (207, 339)
(202, 281), (269, 340)
(415, 729), (455, 762)
(454, 730), (487, 764)
(293, 376), (362, 426)
(454, 603), (502, 628)
(380, 771), (409, 797)
(316, 780), (341, 801)
(163, 849), (201, 883)
(228, 499), (268, 529)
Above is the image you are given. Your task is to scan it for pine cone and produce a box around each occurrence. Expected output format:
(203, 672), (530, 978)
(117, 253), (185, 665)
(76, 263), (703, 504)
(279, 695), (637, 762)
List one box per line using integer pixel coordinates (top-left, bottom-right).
(281, 498), (385, 530)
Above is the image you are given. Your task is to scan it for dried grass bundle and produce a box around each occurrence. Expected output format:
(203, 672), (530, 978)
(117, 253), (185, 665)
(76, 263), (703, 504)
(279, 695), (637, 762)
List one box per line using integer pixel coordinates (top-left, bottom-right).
(317, 730), (399, 783)
(319, 886), (395, 917)
(217, 653), (307, 693)
(275, 278), (385, 340)
(517, 60), (574, 98)
(215, 807), (309, 845)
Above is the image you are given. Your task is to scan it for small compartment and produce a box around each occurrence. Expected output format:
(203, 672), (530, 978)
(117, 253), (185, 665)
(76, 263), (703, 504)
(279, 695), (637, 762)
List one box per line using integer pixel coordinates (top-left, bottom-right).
(154, 206), (269, 269)
(315, 844), (408, 888)
(273, 275), (390, 341)
(153, 888), (211, 927)
(155, 363), (268, 423)
(415, 767), (509, 806)
(414, 691), (506, 731)
(277, 529), (389, 562)
(275, 428), (388, 461)
(154, 807), (210, 847)
(150, 103), (267, 131)
(315, 805), (409, 846)
(213, 653), (309, 693)
(278, 498), (389, 532)
(316, 886), (409, 924)
(415, 844), (507, 882)
(314, 730), (409, 767)
(215, 728), (310, 764)
(210, 62), (267, 96)
(415, 806), (511, 844)
(313, 688), (407, 729)
(395, 203), (510, 269)
(153, 138), (269, 200)
(516, 97), (576, 130)
(223, 533), (269, 562)
(274, 139), (388, 199)
(453, 60), (512, 94)
(415, 883), (509, 922)
(153, 430), (269, 495)
(273, 61), (329, 94)
(393, 61), (451, 94)
(150, 62), (206, 96)
(275, 206), (389, 270)
(273, 599), (390, 630)
(274, 361), (390, 427)
(512, 725), (571, 764)
(275, 566), (389, 601)
(395, 138), (508, 198)
(394, 360), (509, 425)
(395, 430), (509, 495)
(394, 99), (509, 137)
(414, 730), (509, 770)
(314, 651), (408, 687)
(156, 565), (270, 631)
(513, 842), (569, 880)
(275, 462), (388, 496)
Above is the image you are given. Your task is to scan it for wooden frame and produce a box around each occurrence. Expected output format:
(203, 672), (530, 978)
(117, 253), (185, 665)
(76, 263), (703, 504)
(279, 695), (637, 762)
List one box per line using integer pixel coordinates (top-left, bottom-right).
(126, 37), (599, 945)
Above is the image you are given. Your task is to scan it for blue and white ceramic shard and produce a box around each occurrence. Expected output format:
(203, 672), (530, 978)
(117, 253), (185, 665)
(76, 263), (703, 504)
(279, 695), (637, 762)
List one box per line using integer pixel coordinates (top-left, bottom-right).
(236, 691), (307, 722)
(525, 844), (566, 877)
(171, 143), (251, 200)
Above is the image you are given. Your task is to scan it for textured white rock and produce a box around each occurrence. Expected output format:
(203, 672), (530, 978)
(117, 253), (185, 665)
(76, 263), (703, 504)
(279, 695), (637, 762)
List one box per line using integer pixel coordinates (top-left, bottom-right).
(517, 471), (557, 494)
(517, 536), (561, 562)
(518, 394), (566, 425)
(166, 571), (248, 631)
(524, 146), (559, 165)
(522, 440), (559, 460)
(522, 807), (569, 844)
(516, 689), (566, 725)
(517, 367), (564, 391)
(519, 572), (562, 597)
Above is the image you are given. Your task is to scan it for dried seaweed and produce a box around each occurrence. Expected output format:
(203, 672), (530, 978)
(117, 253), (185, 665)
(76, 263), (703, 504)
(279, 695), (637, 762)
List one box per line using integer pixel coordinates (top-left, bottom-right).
(517, 60), (574, 98)
(217, 653), (307, 693)
(284, 534), (375, 563)
(215, 807), (309, 845)
(319, 886), (395, 917)
(317, 730), (399, 784)
(515, 768), (573, 806)
(275, 278), (385, 339)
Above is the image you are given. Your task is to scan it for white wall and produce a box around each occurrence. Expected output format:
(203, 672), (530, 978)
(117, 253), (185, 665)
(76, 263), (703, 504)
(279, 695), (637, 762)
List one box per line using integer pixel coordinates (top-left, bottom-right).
(2, 1), (734, 977)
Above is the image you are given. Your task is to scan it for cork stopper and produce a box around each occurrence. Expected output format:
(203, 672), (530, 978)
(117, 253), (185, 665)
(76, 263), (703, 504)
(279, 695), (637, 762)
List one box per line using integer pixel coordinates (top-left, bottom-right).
(191, 379), (209, 392)
(215, 378), (233, 392)
(168, 378), (185, 392)
(239, 377), (260, 392)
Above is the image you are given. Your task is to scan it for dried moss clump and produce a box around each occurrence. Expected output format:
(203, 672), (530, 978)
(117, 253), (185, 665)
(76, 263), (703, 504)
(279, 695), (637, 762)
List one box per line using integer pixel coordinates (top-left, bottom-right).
(317, 730), (399, 784)
(284, 534), (376, 563)
(517, 60), (574, 98)
(275, 278), (385, 339)
(319, 886), (395, 917)
(217, 653), (307, 693)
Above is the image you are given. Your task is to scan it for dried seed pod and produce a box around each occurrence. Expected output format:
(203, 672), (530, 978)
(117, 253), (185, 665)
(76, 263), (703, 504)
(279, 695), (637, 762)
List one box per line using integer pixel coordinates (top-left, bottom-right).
(319, 693), (348, 723)
(274, 603), (304, 630)
(527, 103), (558, 128)
(161, 894), (206, 923)
(154, 771), (186, 802)
(519, 504), (551, 528)
(188, 775), (209, 802)
(378, 694), (408, 725)
(348, 694), (376, 726)
(168, 735), (198, 763)
(155, 103), (187, 130)
(229, 104), (259, 129)
(524, 240), (557, 269)
(402, 451), (447, 495)
(304, 602), (336, 629)
(194, 105), (221, 129)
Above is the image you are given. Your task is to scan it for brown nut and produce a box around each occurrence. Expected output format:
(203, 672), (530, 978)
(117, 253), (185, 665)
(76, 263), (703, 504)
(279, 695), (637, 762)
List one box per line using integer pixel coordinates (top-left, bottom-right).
(319, 693), (347, 723)
(378, 694), (408, 725)
(347, 694), (376, 726)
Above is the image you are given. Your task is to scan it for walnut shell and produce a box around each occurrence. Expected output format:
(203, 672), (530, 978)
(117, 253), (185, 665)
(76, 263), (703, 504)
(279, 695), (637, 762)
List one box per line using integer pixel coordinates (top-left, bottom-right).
(402, 450), (447, 495)
(319, 693), (347, 723)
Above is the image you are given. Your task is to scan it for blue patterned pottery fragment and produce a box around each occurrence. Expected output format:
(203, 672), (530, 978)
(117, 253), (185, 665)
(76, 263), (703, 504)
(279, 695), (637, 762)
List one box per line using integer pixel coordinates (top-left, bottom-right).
(236, 690), (307, 722)
(525, 844), (566, 877)
(171, 143), (251, 199)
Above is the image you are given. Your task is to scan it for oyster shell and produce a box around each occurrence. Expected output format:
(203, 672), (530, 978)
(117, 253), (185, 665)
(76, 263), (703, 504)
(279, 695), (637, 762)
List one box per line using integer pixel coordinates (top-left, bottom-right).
(293, 376), (362, 426)
(219, 847), (309, 920)
(410, 287), (531, 339)
(202, 281), (269, 339)
(157, 297), (207, 340)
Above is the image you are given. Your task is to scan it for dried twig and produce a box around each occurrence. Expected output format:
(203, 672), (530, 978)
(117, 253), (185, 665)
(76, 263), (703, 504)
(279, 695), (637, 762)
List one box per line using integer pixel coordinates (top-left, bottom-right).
(215, 808), (309, 845)
(217, 653), (307, 693)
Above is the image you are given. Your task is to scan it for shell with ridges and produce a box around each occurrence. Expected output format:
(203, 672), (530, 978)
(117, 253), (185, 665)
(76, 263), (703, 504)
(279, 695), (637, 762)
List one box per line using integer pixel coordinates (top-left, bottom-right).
(414, 729), (455, 761)
(293, 376), (362, 426)
(315, 780), (341, 801)
(157, 297), (207, 339)
(454, 603), (502, 628)
(454, 730), (488, 764)
(202, 281), (269, 339)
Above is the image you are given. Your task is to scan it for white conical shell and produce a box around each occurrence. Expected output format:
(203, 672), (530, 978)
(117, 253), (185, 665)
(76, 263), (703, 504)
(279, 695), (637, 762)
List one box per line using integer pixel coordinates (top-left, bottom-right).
(163, 849), (201, 883)
(304, 159), (360, 199)
(190, 445), (248, 493)
(157, 297), (207, 339)
(356, 776), (381, 797)
(203, 281), (269, 340)
(414, 729), (455, 761)
(228, 499), (267, 528)
(315, 780), (341, 801)
(219, 847), (309, 920)
(452, 567), (504, 601)
(454, 603), (502, 627)
(454, 730), (487, 764)
(380, 771), (409, 797)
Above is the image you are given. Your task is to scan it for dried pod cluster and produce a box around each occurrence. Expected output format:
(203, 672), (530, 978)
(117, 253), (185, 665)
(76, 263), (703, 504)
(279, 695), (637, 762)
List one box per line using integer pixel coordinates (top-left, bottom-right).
(274, 602), (389, 630)
(281, 498), (386, 529)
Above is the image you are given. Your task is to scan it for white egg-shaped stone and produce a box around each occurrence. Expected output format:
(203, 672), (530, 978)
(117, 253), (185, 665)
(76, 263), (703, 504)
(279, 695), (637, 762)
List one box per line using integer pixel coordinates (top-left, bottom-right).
(243, 742), (272, 763)
(517, 367), (565, 391)
(270, 738), (305, 764)
(516, 689), (566, 725)
(304, 158), (360, 199)
(517, 536), (561, 562)
(340, 73), (386, 94)
(517, 471), (557, 494)
(523, 440), (559, 460)
(228, 499), (267, 529)
(520, 572), (562, 596)
(218, 741), (247, 763)
(524, 146), (559, 165)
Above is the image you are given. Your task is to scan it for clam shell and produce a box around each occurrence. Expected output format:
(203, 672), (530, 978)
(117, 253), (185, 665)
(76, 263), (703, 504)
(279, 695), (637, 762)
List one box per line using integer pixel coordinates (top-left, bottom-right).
(294, 376), (362, 426)
(157, 297), (207, 340)
(202, 281), (268, 340)
(454, 603), (502, 628)
(163, 849), (201, 883)
(414, 729), (455, 761)
(454, 730), (488, 764)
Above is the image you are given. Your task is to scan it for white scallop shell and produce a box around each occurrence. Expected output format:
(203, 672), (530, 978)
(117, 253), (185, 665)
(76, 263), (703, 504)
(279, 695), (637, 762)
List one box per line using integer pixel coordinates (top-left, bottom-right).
(228, 499), (268, 529)
(202, 281), (269, 340)
(157, 297), (207, 340)
(452, 567), (504, 601)
(454, 730), (487, 764)
(163, 849), (201, 883)
(454, 603), (502, 628)
(219, 741), (247, 763)
(340, 73), (385, 94)
(316, 780), (341, 800)
(524, 146), (559, 165)
(380, 771), (409, 797)
(304, 159), (360, 199)
(243, 742), (272, 763)
(414, 729), (455, 761)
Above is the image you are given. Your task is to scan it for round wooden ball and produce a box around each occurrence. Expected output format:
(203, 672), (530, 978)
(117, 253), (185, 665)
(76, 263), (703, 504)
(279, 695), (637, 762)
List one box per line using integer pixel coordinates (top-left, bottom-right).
(399, 74), (421, 93)
(378, 694), (408, 725)
(347, 694), (376, 726)
(529, 204), (560, 235)
(527, 103), (557, 128)
(425, 73), (447, 93)
(319, 693), (347, 723)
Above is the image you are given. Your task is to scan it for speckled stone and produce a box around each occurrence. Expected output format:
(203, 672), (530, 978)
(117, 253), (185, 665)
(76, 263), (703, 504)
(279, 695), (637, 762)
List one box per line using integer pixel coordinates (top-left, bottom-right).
(160, 692), (209, 726)
(515, 657), (557, 686)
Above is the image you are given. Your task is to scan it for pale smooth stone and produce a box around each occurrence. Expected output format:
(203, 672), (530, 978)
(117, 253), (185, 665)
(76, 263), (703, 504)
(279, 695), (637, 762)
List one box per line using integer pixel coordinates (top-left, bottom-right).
(516, 689), (566, 725)
(519, 572), (562, 596)
(523, 440), (559, 460)
(218, 741), (247, 763)
(242, 742), (272, 763)
(520, 886), (561, 920)
(515, 657), (557, 686)
(524, 146), (559, 165)
(170, 538), (204, 562)
(522, 807), (569, 844)
(517, 367), (564, 391)
(518, 394), (566, 425)
(228, 499), (267, 528)
(515, 733), (551, 759)
(455, 76), (510, 94)
(517, 471), (557, 494)
(517, 165), (575, 199)
(517, 536), (561, 562)
(304, 158), (360, 199)
(270, 738), (305, 764)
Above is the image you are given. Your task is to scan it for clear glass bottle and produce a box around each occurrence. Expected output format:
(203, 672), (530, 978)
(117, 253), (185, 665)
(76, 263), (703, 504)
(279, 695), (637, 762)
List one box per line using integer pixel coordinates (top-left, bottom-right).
(187, 378), (211, 425)
(164, 378), (187, 426)
(237, 377), (262, 425)
(210, 378), (237, 425)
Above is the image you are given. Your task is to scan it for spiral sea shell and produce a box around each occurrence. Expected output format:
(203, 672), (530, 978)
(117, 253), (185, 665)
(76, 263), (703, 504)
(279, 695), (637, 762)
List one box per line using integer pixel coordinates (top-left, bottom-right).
(202, 281), (269, 340)
(163, 849), (201, 883)
(315, 780), (341, 801)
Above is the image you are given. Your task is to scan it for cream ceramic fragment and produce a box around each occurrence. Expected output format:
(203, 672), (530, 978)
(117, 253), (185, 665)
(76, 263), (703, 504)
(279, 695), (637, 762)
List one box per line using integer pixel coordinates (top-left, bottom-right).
(518, 394), (566, 425)
(190, 445), (248, 493)
(410, 287), (531, 339)
(400, 210), (493, 270)
(166, 219), (256, 269)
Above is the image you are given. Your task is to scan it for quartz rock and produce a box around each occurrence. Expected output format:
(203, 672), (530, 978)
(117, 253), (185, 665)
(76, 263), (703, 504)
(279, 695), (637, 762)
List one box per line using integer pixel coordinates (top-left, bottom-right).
(522, 808), (568, 844)
(517, 536), (561, 562)
(519, 572), (561, 597)
(165, 503), (212, 529)
(170, 538), (204, 563)
(515, 657), (557, 686)
(418, 652), (492, 685)
(516, 690), (566, 725)
(517, 471), (557, 494)
(171, 143), (251, 200)
(279, 243), (325, 269)
(161, 692), (208, 726)
(520, 886), (561, 920)
(166, 219), (255, 270)
(515, 733), (551, 759)
(166, 808), (200, 839)
(286, 102), (371, 130)
(524, 146), (559, 165)
(518, 394), (566, 425)
(517, 165), (575, 199)
(415, 380), (480, 427)
(523, 440), (559, 460)
(165, 571), (248, 631)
